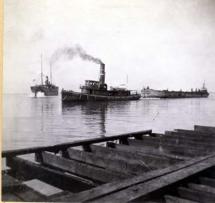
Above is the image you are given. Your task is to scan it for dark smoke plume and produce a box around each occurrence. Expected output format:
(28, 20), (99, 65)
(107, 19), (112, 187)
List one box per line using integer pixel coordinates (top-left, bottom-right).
(50, 45), (103, 66)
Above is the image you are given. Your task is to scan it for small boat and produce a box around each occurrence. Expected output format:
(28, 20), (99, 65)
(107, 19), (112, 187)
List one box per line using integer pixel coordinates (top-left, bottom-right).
(62, 63), (141, 102)
(30, 55), (59, 97)
(141, 83), (209, 98)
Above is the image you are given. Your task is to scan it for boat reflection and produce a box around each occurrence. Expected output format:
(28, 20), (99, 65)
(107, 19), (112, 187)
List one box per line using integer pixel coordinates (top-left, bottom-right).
(61, 101), (133, 137)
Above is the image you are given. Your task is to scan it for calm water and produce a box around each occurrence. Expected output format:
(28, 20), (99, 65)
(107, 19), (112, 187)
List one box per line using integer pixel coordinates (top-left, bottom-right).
(3, 93), (215, 150)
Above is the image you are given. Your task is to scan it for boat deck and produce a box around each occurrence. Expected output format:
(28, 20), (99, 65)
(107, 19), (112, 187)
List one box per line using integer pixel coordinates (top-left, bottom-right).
(2, 125), (215, 202)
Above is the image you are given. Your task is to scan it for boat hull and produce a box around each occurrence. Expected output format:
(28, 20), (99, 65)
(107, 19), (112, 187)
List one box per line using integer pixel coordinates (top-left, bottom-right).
(62, 90), (141, 102)
(31, 85), (59, 96)
(141, 88), (209, 98)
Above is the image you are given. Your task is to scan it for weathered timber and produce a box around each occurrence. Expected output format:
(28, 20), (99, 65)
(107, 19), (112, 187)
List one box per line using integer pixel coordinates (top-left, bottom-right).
(178, 187), (215, 203)
(200, 177), (215, 187)
(10, 184), (47, 202)
(166, 131), (215, 142)
(3, 126), (215, 202)
(10, 185), (68, 202)
(141, 134), (215, 150)
(90, 144), (177, 169)
(175, 129), (215, 136)
(6, 156), (96, 192)
(51, 154), (215, 202)
(163, 135), (215, 150)
(108, 142), (188, 160)
(2, 129), (152, 158)
(2, 173), (23, 193)
(86, 156), (215, 202)
(67, 148), (149, 175)
(164, 195), (198, 203)
(188, 183), (215, 195)
(2, 192), (23, 201)
(194, 125), (215, 134)
(130, 136), (210, 151)
(40, 151), (129, 183)
(165, 130), (215, 142)
(128, 139), (209, 157)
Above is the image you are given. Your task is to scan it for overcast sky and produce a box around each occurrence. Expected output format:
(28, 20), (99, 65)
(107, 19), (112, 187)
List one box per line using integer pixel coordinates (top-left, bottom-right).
(3, 0), (215, 93)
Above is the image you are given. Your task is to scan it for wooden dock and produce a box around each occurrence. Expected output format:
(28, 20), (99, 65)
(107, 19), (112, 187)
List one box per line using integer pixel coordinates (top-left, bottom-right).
(2, 125), (215, 202)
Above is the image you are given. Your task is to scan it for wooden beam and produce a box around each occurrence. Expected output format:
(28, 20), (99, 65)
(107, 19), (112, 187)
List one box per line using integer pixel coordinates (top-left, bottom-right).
(90, 145), (178, 169)
(41, 151), (129, 183)
(164, 195), (198, 203)
(194, 125), (215, 134)
(166, 130), (215, 142)
(2, 130), (152, 158)
(178, 187), (215, 203)
(6, 156), (96, 192)
(2, 173), (22, 193)
(86, 156), (215, 202)
(188, 183), (215, 195)
(154, 132), (215, 146)
(108, 142), (187, 160)
(12, 184), (47, 201)
(2, 193), (22, 201)
(67, 148), (150, 175)
(128, 139), (210, 157)
(142, 134), (215, 149)
(175, 129), (215, 135)
(51, 154), (215, 202)
(200, 177), (215, 187)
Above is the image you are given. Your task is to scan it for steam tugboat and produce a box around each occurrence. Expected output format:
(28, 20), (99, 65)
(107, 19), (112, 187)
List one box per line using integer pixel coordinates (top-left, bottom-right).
(62, 63), (141, 102)
(30, 55), (59, 97)
(141, 83), (209, 98)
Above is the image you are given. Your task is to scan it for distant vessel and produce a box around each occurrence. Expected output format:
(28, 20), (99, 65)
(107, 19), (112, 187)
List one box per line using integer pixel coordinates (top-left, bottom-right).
(31, 55), (59, 97)
(141, 83), (209, 98)
(62, 63), (141, 102)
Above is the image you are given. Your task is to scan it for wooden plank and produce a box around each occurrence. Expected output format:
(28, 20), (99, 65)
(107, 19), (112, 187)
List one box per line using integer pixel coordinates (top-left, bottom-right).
(178, 187), (215, 203)
(162, 135), (215, 150)
(128, 139), (209, 157)
(188, 183), (215, 195)
(2, 173), (22, 193)
(164, 195), (198, 203)
(87, 156), (215, 202)
(67, 148), (150, 175)
(90, 145), (179, 169)
(109, 142), (188, 160)
(142, 134), (215, 149)
(2, 192), (23, 201)
(2, 129), (152, 157)
(200, 177), (215, 187)
(165, 131), (215, 142)
(129, 136), (211, 152)
(51, 154), (215, 202)
(194, 125), (215, 134)
(175, 129), (215, 136)
(6, 156), (96, 192)
(41, 151), (129, 183)
(13, 184), (47, 201)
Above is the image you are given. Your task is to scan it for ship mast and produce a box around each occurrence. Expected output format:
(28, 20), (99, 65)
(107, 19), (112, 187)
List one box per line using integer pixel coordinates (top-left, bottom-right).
(41, 54), (43, 85)
(50, 63), (52, 84)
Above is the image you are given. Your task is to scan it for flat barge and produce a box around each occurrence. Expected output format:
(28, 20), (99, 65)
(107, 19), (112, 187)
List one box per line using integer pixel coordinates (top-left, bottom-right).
(62, 63), (141, 102)
(141, 83), (209, 99)
(2, 125), (215, 202)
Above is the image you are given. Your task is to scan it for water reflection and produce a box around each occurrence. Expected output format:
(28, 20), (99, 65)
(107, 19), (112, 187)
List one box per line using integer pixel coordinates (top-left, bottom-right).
(3, 94), (215, 150)
(62, 101), (132, 137)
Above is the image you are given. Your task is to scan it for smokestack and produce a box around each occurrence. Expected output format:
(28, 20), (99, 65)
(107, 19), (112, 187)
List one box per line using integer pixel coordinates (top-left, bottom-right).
(99, 63), (105, 85)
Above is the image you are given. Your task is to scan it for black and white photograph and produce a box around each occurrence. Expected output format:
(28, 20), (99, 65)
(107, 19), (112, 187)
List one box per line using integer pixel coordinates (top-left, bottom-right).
(2, 0), (215, 202)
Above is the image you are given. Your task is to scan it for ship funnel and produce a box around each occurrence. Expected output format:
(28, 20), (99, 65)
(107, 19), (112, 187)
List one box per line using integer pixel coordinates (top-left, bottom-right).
(99, 63), (105, 84)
